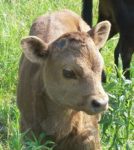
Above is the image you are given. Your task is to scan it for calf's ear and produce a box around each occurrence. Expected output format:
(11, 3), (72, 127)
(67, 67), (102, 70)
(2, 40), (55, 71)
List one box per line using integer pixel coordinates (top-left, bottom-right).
(21, 36), (49, 63)
(88, 21), (111, 49)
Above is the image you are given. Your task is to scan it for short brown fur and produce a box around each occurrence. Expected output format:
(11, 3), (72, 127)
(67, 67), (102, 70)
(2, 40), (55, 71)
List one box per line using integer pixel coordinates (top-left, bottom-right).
(17, 10), (110, 150)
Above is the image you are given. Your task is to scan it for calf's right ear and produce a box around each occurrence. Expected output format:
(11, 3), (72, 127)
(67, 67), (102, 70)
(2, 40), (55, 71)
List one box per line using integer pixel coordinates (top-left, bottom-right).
(21, 36), (49, 63)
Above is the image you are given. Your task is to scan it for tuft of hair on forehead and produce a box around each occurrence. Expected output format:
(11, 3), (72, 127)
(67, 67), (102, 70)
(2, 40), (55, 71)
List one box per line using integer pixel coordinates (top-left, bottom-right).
(61, 31), (89, 46)
(50, 31), (93, 54)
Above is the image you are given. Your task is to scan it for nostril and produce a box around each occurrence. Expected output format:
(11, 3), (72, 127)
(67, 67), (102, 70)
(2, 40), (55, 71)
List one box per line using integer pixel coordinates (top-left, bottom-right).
(92, 100), (101, 108)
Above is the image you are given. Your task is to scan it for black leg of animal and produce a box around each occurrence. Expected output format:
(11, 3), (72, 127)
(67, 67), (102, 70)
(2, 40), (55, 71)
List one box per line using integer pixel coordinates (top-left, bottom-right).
(114, 40), (120, 67)
(121, 48), (133, 79)
(82, 0), (93, 26)
(114, 40), (120, 78)
(108, 25), (118, 39)
(101, 69), (106, 83)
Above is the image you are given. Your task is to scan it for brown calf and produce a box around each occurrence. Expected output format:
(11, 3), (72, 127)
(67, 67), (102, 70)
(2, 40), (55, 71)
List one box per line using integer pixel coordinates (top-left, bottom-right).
(17, 10), (110, 150)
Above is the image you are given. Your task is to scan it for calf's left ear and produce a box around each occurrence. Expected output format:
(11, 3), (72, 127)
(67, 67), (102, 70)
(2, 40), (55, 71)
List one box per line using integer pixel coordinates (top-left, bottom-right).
(21, 36), (49, 64)
(88, 21), (111, 49)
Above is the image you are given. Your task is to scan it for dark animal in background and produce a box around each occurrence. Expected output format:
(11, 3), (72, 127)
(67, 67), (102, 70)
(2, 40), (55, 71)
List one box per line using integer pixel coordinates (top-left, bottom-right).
(82, 0), (93, 26)
(82, 0), (134, 79)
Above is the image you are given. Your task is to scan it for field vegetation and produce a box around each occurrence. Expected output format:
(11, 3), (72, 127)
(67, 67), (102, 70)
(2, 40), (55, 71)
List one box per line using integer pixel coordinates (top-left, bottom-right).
(0, 0), (134, 149)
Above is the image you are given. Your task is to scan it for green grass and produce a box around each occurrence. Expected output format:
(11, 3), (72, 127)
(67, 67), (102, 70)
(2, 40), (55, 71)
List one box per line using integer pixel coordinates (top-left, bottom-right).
(0, 0), (134, 149)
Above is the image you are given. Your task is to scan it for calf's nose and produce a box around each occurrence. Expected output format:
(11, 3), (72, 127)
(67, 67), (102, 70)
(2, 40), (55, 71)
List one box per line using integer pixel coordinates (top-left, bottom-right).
(92, 100), (102, 108)
(91, 98), (108, 112)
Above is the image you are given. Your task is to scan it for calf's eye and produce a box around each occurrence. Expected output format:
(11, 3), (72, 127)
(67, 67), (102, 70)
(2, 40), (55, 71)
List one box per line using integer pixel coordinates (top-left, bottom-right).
(63, 69), (76, 79)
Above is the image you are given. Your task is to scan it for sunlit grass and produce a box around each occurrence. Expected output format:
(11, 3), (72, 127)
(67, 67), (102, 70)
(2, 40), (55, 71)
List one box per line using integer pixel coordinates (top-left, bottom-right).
(0, 0), (134, 149)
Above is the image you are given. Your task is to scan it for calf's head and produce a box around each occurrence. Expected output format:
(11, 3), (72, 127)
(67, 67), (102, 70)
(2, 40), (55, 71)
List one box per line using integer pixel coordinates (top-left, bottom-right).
(21, 21), (111, 115)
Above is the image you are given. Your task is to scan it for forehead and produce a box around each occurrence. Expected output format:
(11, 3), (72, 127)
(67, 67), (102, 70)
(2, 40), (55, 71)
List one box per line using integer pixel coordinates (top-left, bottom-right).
(50, 32), (103, 67)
